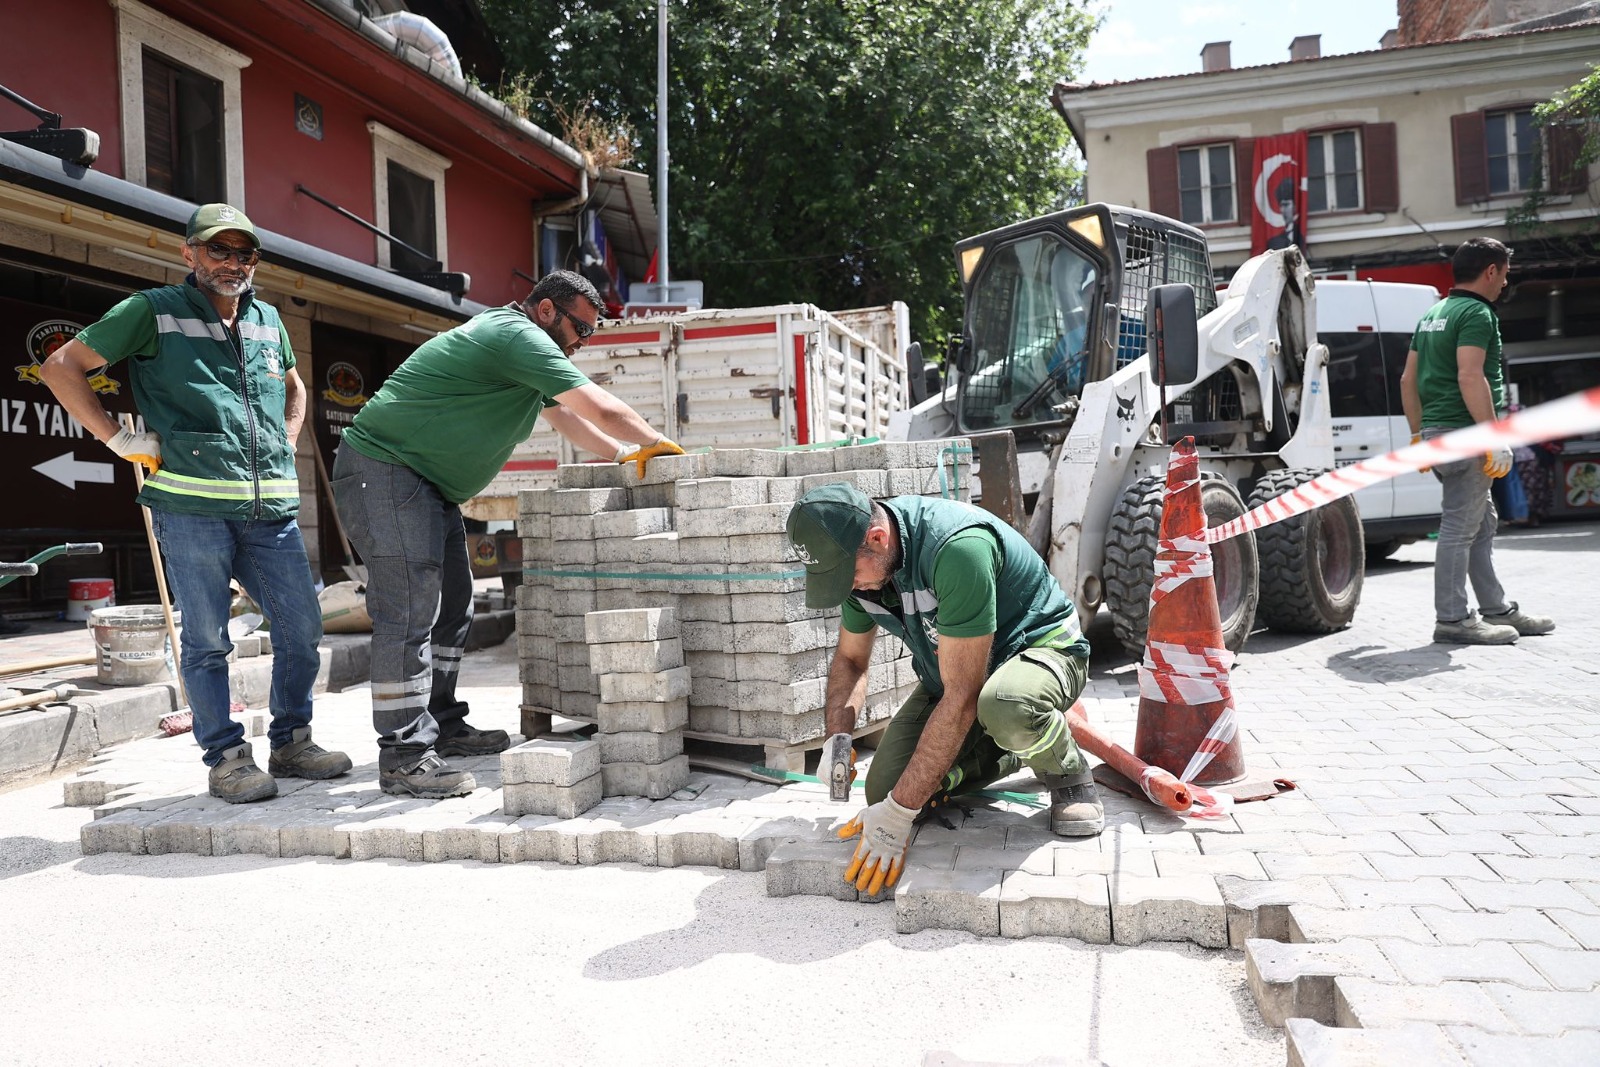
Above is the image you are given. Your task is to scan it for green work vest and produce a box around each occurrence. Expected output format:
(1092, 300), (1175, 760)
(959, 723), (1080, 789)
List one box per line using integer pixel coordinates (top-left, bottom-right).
(852, 496), (1088, 698)
(128, 285), (298, 519)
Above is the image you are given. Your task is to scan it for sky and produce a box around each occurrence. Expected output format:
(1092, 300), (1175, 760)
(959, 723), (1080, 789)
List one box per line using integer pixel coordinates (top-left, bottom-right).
(1079, 0), (1406, 84)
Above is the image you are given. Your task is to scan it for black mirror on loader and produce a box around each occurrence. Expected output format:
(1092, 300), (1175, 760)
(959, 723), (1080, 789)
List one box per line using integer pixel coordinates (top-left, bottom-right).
(947, 335), (973, 375)
(1146, 283), (1199, 388)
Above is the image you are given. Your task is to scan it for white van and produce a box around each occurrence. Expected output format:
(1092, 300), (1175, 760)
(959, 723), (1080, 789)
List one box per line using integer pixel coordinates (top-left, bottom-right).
(1316, 279), (1444, 559)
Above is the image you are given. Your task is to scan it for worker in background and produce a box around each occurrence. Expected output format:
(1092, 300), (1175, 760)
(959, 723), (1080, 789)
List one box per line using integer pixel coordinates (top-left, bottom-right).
(331, 270), (682, 798)
(786, 484), (1101, 896)
(39, 204), (351, 802)
(1399, 236), (1555, 646)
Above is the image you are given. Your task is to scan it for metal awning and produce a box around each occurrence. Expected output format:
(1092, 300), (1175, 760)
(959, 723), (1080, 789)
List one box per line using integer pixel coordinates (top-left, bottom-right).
(0, 137), (488, 322)
(592, 167), (657, 283)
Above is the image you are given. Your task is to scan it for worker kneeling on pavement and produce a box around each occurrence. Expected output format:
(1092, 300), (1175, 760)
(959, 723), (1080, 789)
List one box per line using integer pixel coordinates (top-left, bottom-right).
(787, 484), (1102, 896)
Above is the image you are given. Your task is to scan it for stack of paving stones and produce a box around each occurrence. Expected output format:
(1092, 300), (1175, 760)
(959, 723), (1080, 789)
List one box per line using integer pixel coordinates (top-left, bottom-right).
(585, 607), (691, 799)
(515, 439), (972, 764)
(500, 737), (602, 819)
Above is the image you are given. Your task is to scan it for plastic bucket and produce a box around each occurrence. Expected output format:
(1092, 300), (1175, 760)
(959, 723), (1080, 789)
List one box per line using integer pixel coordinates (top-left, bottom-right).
(66, 578), (116, 622)
(89, 605), (179, 686)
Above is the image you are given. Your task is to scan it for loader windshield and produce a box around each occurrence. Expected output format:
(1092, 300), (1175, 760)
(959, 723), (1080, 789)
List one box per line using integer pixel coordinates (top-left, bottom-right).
(961, 235), (1098, 431)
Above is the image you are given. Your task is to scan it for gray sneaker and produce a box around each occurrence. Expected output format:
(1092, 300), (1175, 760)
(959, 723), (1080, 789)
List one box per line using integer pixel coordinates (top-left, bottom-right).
(209, 743), (278, 804)
(1043, 770), (1105, 837)
(269, 727), (353, 780)
(379, 753), (476, 798)
(1434, 613), (1519, 646)
(1481, 603), (1555, 637)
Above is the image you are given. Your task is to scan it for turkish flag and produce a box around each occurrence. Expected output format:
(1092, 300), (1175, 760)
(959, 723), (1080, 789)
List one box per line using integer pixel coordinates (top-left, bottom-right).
(1249, 133), (1308, 256)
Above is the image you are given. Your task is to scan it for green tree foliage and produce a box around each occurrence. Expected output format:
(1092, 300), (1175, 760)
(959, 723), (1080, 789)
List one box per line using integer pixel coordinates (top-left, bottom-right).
(482, 0), (1096, 341)
(1509, 63), (1599, 239)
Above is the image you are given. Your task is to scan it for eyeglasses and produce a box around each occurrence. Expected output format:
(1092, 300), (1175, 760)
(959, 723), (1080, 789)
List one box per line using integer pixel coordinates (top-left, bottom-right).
(551, 303), (597, 341)
(192, 241), (261, 267)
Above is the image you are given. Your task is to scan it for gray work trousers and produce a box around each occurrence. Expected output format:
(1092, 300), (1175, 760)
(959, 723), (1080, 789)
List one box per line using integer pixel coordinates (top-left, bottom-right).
(1423, 427), (1510, 624)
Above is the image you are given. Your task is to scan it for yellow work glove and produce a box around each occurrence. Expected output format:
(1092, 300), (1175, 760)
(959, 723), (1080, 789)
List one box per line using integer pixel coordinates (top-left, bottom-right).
(838, 793), (917, 895)
(1483, 447), (1514, 479)
(616, 436), (685, 478)
(1411, 433), (1431, 475)
(108, 427), (162, 474)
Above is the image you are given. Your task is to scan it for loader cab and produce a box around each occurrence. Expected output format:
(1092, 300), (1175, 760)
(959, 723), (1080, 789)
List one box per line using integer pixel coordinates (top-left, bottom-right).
(951, 204), (1217, 442)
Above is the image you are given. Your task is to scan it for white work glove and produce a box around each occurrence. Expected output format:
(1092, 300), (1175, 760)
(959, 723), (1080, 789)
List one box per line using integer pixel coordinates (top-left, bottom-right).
(1483, 447), (1514, 479)
(821, 732), (856, 801)
(837, 793), (917, 894)
(107, 428), (162, 474)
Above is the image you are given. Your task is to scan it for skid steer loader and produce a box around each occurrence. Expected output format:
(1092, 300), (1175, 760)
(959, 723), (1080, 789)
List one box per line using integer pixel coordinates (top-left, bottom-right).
(890, 202), (1364, 655)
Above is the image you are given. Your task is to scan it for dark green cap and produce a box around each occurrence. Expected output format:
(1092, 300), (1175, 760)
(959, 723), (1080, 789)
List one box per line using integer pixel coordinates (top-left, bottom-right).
(786, 483), (872, 609)
(186, 203), (260, 248)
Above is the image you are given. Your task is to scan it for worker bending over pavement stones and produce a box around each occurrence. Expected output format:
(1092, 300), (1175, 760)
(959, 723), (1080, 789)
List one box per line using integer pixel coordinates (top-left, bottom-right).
(39, 203), (351, 803)
(786, 483), (1101, 896)
(332, 270), (682, 798)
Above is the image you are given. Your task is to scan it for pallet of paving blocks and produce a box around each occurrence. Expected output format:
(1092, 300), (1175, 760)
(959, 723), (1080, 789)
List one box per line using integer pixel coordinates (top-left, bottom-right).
(514, 439), (971, 769)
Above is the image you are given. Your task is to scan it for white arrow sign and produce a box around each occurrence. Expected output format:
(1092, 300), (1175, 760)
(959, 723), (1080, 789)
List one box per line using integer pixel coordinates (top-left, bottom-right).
(33, 452), (115, 490)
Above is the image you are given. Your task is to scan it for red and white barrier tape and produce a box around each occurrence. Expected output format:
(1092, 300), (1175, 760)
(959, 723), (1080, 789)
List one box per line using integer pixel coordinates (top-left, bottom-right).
(1138, 638), (1235, 705)
(1149, 534), (1213, 604)
(1206, 385), (1600, 544)
(1178, 704), (1239, 784)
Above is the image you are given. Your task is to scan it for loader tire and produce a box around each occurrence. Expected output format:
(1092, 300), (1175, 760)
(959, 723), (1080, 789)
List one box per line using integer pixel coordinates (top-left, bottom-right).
(1103, 473), (1260, 659)
(1250, 468), (1364, 634)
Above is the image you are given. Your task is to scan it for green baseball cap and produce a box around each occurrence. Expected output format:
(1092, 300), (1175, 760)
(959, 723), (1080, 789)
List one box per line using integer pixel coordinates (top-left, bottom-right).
(787, 483), (872, 609)
(186, 203), (260, 248)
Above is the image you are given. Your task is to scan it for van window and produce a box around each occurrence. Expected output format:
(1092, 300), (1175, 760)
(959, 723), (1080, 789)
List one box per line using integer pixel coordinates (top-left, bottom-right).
(1324, 332), (1391, 419)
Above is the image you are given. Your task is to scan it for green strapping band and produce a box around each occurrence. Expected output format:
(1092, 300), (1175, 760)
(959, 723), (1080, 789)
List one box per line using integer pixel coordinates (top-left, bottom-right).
(524, 567), (805, 582)
(758, 767), (1045, 809)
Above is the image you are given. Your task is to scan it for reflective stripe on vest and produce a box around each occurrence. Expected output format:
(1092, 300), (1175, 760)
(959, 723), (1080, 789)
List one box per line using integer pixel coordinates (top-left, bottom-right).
(143, 470), (299, 500)
(154, 314), (228, 341)
(237, 322), (280, 343)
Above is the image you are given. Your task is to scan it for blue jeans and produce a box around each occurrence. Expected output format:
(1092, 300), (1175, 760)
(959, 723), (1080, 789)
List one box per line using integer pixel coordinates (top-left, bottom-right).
(329, 444), (474, 769)
(150, 509), (323, 766)
(1423, 427), (1510, 623)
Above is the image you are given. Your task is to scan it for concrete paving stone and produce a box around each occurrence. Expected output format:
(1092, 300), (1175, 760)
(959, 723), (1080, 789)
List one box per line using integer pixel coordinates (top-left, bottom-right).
(1377, 939), (1549, 988)
(1532, 813), (1600, 835)
(497, 814), (559, 863)
(1559, 796), (1600, 815)
(1332, 876), (1472, 910)
(1448, 1027), (1600, 1067)
(1325, 813), (1444, 835)
(569, 801), (662, 866)
(1482, 854), (1600, 882)
(1451, 877), (1597, 912)
(737, 815), (833, 872)
(1430, 812), (1553, 835)
(503, 776), (603, 819)
(79, 808), (156, 855)
(599, 666), (690, 704)
(1547, 909), (1600, 950)
(594, 698), (688, 734)
(1219, 876), (1343, 948)
(674, 593), (732, 623)
(950, 844), (1054, 875)
(998, 872), (1112, 942)
(675, 477), (768, 511)
(588, 639), (684, 675)
(279, 812), (352, 858)
(764, 838), (865, 901)
(1515, 943), (1600, 991)
(655, 813), (750, 869)
(91, 789), (192, 819)
(211, 808), (291, 858)
(781, 449), (836, 477)
(1055, 848), (1159, 877)
(344, 813), (426, 862)
(1412, 906), (1578, 948)
(894, 868), (1004, 937)
(1285, 1019), (1467, 1067)
(548, 486), (629, 516)
(1484, 984), (1600, 1034)
(1229, 811), (1343, 833)
(1366, 853), (1501, 880)
(63, 778), (122, 806)
(597, 729), (684, 765)
(1152, 851), (1267, 879)
(589, 507), (671, 540)
(1256, 852), (1381, 880)
(419, 815), (516, 863)
(1246, 938), (1397, 1026)
(500, 737), (601, 787)
(1333, 975), (1516, 1032)
(1109, 873), (1226, 947)
(1101, 826), (1200, 853)
(1194, 830), (1309, 855)
(1457, 793), (1578, 816)
(1359, 795), (1475, 817)
(1398, 831), (1525, 856)
(600, 755), (690, 799)
(141, 806), (230, 855)
(1288, 904), (1438, 945)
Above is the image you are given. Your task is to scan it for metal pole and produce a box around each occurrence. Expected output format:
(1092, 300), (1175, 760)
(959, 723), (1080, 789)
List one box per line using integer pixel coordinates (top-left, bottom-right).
(656, 0), (670, 291)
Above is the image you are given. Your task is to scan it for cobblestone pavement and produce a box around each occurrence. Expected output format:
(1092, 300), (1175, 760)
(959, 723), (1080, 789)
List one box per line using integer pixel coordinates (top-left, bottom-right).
(49, 522), (1600, 1064)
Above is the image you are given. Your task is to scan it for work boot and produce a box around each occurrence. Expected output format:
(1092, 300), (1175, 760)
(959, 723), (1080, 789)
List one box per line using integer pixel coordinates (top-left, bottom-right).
(208, 742), (278, 804)
(379, 752), (476, 798)
(435, 720), (510, 757)
(1042, 770), (1104, 837)
(268, 727), (353, 780)
(1434, 613), (1519, 646)
(1481, 602), (1555, 637)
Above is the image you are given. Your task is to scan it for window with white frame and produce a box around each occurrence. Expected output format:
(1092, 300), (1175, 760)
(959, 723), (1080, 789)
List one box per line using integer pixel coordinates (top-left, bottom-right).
(367, 122), (450, 272)
(1177, 143), (1235, 225)
(1307, 129), (1363, 213)
(1485, 107), (1538, 195)
(112, 0), (250, 207)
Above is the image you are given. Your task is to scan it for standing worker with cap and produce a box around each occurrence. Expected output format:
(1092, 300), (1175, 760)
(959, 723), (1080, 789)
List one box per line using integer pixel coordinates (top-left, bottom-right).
(786, 484), (1102, 896)
(331, 270), (683, 798)
(39, 204), (351, 802)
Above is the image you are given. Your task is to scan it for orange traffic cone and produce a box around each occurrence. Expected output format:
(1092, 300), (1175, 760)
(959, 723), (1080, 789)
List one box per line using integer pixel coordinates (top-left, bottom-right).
(1132, 437), (1246, 787)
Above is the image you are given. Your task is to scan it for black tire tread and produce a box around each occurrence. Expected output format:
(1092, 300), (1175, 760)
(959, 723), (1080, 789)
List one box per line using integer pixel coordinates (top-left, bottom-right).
(1251, 468), (1364, 633)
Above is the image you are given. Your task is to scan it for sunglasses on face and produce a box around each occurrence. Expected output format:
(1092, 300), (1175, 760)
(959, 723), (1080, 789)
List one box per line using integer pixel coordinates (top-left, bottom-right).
(551, 303), (597, 340)
(193, 241), (261, 267)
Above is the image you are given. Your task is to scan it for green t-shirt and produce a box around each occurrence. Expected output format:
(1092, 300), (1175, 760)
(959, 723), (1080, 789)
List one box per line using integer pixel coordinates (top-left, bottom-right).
(342, 305), (590, 503)
(1410, 291), (1504, 430)
(842, 528), (1001, 637)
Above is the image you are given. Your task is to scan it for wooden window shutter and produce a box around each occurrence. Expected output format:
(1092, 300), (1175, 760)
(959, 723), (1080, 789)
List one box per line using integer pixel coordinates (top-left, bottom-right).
(1450, 111), (1488, 205)
(1146, 146), (1179, 216)
(1546, 122), (1589, 195)
(1362, 122), (1400, 212)
(141, 49), (176, 194)
(1233, 137), (1255, 222)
